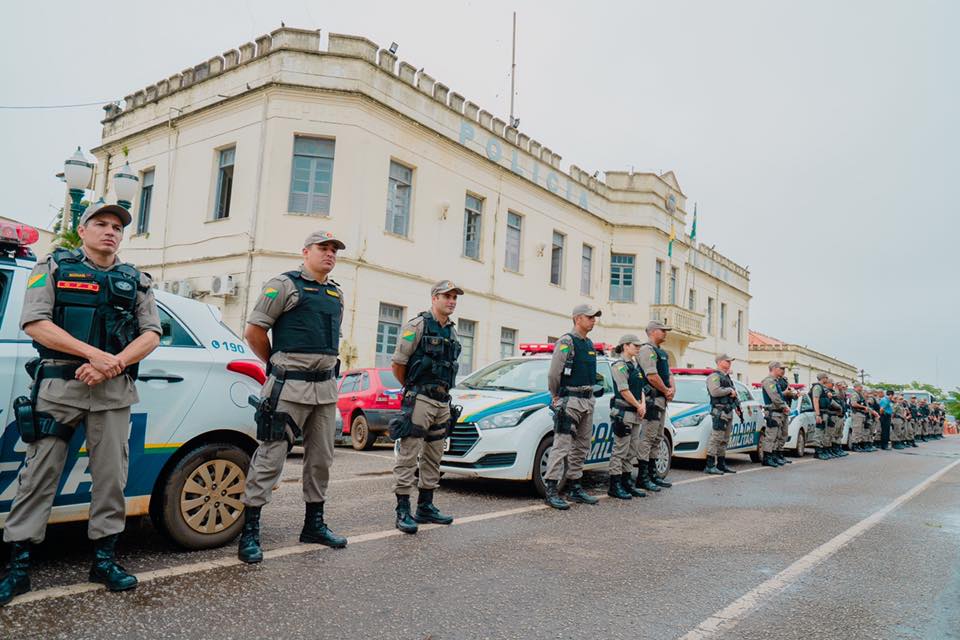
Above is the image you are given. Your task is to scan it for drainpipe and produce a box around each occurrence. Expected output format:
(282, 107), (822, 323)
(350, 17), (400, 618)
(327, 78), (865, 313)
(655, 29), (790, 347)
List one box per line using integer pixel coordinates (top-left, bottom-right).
(240, 90), (271, 326)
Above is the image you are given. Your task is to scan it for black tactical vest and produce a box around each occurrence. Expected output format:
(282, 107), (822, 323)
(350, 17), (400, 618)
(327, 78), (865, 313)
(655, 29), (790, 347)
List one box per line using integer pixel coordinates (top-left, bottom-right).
(709, 371), (736, 408)
(762, 376), (786, 406)
(644, 343), (672, 387)
(810, 384), (831, 411)
(36, 249), (143, 362)
(270, 271), (342, 356)
(559, 334), (598, 388)
(613, 358), (643, 403)
(405, 312), (461, 390)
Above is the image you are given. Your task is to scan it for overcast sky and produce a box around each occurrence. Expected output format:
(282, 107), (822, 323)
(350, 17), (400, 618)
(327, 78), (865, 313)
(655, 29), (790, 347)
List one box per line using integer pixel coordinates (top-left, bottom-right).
(2, 1), (957, 389)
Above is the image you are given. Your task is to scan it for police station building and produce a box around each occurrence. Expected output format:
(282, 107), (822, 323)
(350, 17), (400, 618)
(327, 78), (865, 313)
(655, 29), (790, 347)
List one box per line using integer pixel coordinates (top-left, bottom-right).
(89, 27), (752, 378)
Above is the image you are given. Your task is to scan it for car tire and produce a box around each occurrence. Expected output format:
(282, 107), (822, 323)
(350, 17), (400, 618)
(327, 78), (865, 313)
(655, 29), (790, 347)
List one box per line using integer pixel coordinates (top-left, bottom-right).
(153, 442), (250, 550)
(350, 414), (376, 451)
(652, 432), (673, 478)
(794, 429), (806, 457)
(532, 436), (566, 498)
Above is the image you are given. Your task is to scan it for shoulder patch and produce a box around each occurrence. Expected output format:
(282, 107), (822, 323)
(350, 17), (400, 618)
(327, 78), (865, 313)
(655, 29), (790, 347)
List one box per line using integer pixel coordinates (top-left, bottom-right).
(325, 289), (340, 298)
(27, 273), (47, 289)
(617, 364), (628, 373)
(558, 344), (571, 353)
(263, 287), (279, 299)
(401, 329), (417, 342)
(649, 353), (657, 360)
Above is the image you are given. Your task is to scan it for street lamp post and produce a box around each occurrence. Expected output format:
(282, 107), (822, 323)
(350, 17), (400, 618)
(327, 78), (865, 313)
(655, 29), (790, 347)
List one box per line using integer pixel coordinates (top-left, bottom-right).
(63, 147), (95, 229)
(113, 162), (139, 211)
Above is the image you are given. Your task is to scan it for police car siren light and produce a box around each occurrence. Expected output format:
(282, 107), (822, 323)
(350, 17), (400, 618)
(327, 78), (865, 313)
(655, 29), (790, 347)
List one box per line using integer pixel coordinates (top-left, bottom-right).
(0, 222), (39, 246)
(671, 368), (716, 376)
(519, 342), (612, 355)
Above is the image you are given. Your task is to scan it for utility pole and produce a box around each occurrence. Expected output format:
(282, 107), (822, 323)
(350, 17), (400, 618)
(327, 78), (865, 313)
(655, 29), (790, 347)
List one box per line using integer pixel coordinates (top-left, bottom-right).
(859, 368), (868, 385)
(509, 12), (517, 126)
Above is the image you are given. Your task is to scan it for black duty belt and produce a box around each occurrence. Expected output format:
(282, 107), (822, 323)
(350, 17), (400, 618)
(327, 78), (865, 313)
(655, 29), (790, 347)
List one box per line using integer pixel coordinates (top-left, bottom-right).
(560, 388), (593, 399)
(411, 384), (450, 402)
(272, 367), (335, 382)
(42, 363), (83, 380)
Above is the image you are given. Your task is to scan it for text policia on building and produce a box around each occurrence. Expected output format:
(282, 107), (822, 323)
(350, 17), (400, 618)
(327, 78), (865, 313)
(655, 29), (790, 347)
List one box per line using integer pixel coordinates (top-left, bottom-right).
(88, 27), (751, 378)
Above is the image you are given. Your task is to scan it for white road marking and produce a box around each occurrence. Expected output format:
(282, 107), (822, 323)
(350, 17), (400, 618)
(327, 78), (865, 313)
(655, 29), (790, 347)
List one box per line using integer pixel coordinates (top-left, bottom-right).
(677, 456), (960, 640)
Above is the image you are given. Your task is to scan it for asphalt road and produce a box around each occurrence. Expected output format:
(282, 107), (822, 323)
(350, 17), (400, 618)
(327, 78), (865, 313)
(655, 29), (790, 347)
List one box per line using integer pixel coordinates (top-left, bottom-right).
(1, 437), (958, 640)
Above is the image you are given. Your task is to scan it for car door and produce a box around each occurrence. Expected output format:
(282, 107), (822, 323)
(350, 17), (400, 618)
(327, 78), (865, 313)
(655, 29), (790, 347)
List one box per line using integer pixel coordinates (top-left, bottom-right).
(731, 381), (761, 450)
(586, 361), (616, 466)
(337, 372), (361, 428)
(0, 266), (24, 512)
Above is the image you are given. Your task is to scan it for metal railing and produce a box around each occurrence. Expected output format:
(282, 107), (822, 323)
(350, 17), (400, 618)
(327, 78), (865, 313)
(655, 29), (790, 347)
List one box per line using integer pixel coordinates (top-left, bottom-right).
(649, 304), (705, 339)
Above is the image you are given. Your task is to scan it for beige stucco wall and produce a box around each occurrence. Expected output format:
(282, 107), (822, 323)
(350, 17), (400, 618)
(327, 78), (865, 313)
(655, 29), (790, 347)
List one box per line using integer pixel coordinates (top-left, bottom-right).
(748, 345), (858, 386)
(91, 28), (752, 376)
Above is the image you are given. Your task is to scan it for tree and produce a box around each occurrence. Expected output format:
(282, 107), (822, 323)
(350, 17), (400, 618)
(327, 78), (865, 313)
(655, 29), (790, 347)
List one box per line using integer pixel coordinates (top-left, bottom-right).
(51, 206), (82, 251)
(946, 389), (960, 421)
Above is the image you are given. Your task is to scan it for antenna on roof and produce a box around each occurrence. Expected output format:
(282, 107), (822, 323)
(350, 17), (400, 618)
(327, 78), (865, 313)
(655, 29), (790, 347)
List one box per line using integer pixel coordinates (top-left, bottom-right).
(509, 12), (518, 128)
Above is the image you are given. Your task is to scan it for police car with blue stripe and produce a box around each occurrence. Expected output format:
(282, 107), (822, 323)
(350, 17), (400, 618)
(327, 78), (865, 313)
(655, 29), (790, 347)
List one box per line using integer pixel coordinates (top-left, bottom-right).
(0, 223), (261, 549)
(438, 343), (675, 496)
(668, 368), (764, 462)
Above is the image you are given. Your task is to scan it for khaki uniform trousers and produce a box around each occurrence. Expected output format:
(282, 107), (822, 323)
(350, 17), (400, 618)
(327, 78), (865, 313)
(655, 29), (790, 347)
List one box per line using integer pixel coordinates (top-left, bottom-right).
(706, 409), (734, 457)
(849, 413), (866, 444)
(608, 410), (642, 475)
(831, 413), (844, 445)
(636, 397), (667, 461)
(242, 400), (337, 507)
(762, 410), (787, 453)
(4, 399), (130, 544)
(393, 394), (450, 495)
(544, 396), (595, 482)
(891, 417), (904, 442)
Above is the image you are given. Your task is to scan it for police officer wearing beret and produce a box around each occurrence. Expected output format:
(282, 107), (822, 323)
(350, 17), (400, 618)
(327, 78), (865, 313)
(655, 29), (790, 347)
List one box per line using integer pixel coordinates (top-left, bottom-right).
(607, 334), (647, 500)
(237, 231), (349, 564)
(542, 304), (604, 510)
(1, 202), (161, 605)
(634, 321), (675, 491)
(389, 281), (464, 534)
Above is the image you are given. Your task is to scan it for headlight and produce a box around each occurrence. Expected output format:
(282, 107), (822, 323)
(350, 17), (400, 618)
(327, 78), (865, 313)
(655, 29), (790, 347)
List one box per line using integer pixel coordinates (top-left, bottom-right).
(476, 404), (546, 430)
(673, 413), (707, 428)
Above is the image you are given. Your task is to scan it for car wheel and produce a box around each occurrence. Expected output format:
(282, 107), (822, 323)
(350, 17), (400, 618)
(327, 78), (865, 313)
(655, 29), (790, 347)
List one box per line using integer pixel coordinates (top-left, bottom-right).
(155, 442), (250, 550)
(532, 436), (566, 498)
(351, 414), (376, 451)
(653, 433), (672, 477)
(794, 429), (806, 457)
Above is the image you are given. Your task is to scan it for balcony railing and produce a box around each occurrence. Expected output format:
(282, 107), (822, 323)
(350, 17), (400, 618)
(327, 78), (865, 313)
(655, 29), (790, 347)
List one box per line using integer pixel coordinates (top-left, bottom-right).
(649, 304), (705, 340)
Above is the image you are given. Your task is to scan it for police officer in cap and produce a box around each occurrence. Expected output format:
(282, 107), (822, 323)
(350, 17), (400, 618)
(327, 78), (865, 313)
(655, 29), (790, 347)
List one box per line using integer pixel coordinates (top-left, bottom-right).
(1, 202), (161, 606)
(238, 230), (349, 564)
(704, 354), (742, 475)
(607, 334), (647, 500)
(809, 373), (837, 459)
(760, 362), (790, 468)
(635, 321), (675, 491)
(390, 280), (464, 533)
(542, 303), (604, 510)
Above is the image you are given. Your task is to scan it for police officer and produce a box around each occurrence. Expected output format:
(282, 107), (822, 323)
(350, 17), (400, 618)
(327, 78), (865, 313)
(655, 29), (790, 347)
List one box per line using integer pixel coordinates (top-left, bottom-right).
(390, 281), (464, 532)
(635, 321), (675, 491)
(866, 390), (882, 449)
(918, 399), (930, 442)
(891, 395), (907, 449)
(0, 202), (161, 606)
(760, 362), (790, 468)
(848, 383), (874, 452)
(238, 231), (349, 564)
(906, 398), (919, 447)
(607, 334), (647, 500)
(704, 354), (741, 475)
(809, 373), (835, 460)
(542, 304), (603, 510)
(831, 381), (850, 457)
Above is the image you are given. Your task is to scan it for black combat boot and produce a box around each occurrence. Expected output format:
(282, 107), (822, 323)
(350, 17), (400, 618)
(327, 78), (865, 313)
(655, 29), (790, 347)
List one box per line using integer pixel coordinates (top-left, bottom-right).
(836, 445), (849, 457)
(814, 447), (829, 460)
(544, 480), (570, 510)
(395, 494), (419, 533)
(704, 455), (723, 475)
(621, 472), (646, 497)
(717, 456), (737, 473)
(909, 439), (918, 448)
(0, 542), (31, 606)
(300, 502), (348, 547)
(237, 505), (263, 564)
(649, 459), (672, 487)
(89, 534), (138, 592)
(762, 451), (780, 467)
(607, 474), (632, 500)
(414, 489), (455, 524)
(566, 481), (600, 504)
(892, 441), (904, 450)
(637, 460), (663, 490)
(777, 449), (792, 464)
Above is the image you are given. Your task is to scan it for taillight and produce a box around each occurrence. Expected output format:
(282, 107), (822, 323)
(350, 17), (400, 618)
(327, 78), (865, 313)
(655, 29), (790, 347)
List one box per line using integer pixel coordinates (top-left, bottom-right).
(227, 359), (266, 384)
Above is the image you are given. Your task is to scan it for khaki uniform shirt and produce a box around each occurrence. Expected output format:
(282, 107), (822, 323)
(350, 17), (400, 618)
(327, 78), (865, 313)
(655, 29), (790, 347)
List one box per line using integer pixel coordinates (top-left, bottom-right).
(636, 343), (670, 409)
(20, 250), (161, 411)
(248, 266), (341, 405)
(761, 375), (787, 411)
(546, 330), (595, 412)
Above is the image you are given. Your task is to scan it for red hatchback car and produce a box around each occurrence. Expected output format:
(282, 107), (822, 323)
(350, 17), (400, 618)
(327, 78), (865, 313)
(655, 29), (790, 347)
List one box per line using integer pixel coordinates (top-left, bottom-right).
(337, 368), (403, 450)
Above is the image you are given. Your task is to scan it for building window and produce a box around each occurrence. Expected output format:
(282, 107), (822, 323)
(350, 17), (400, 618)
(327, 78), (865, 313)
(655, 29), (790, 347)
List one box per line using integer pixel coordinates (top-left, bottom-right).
(720, 302), (728, 339)
(289, 136), (334, 215)
(500, 327), (517, 359)
(688, 288), (696, 311)
(213, 147), (235, 220)
(458, 319), (476, 375)
(737, 310), (744, 344)
(505, 212), (522, 272)
(580, 244), (593, 296)
(610, 254), (635, 302)
(385, 161), (413, 236)
(669, 267), (678, 304)
(707, 297), (715, 336)
(550, 231), (565, 286)
(654, 260), (663, 304)
(463, 194), (483, 259)
(375, 303), (404, 368)
(136, 169), (154, 235)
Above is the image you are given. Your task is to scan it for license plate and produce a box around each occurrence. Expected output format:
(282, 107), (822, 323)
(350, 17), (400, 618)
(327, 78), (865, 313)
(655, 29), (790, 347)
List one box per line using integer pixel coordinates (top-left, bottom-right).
(444, 438), (451, 452)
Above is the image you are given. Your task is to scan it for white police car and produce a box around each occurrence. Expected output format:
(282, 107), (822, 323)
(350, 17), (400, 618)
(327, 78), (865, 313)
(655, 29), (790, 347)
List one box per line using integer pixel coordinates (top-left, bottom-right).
(438, 343), (675, 497)
(0, 222), (261, 549)
(750, 383), (815, 457)
(669, 369), (763, 462)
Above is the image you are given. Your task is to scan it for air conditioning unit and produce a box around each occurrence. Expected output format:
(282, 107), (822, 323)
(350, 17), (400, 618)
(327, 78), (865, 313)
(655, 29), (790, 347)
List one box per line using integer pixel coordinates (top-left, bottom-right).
(170, 279), (193, 298)
(190, 276), (213, 296)
(211, 274), (237, 296)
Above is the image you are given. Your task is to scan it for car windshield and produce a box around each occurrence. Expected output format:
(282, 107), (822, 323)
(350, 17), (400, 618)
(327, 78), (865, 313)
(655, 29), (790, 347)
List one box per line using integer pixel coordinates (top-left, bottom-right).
(458, 358), (549, 393)
(378, 369), (401, 389)
(673, 378), (711, 404)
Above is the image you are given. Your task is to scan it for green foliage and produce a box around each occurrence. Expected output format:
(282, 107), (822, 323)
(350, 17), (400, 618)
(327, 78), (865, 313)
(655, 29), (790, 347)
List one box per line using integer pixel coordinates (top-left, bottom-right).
(51, 205), (84, 251)
(867, 380), (944, 398)
(946, 389), (960, 421)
